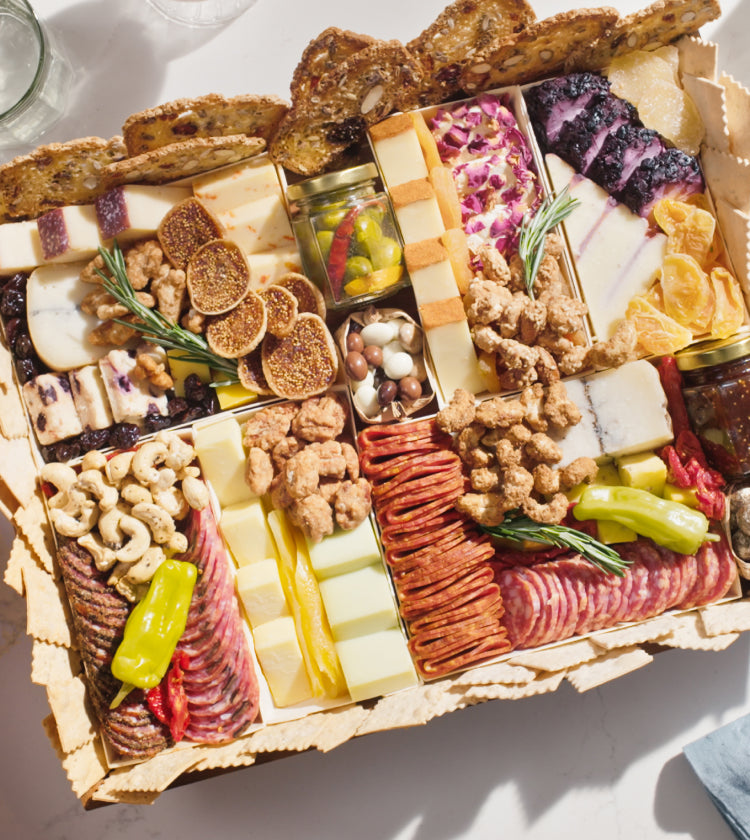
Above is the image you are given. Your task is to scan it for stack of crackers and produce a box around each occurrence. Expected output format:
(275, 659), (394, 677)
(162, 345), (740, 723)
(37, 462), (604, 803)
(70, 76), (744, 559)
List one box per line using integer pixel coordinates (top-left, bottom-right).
(3, 0), (750, 807)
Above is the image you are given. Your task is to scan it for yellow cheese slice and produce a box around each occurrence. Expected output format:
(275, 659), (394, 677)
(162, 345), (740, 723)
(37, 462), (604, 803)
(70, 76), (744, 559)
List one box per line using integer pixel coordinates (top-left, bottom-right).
(395, 197), (445, 245)
(306, 518), (381, 580)
(319, 562), (399, 642)
(236, 558), (290, 626)
(372, 128), (429, 188)
(193, 417), (253, 507)
(424, 320), (486, 399)
(335, 628), (418, 703)
(252, 616), (313, 707)
(220, 498), (276, 566)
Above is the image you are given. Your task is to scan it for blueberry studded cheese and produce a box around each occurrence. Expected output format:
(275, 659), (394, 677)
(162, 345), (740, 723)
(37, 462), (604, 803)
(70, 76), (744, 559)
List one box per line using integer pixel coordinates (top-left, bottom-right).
(22, 372), (83, 445)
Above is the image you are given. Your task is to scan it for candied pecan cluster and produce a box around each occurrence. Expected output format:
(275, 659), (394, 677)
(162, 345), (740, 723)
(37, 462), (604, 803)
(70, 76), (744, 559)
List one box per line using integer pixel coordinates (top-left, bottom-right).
(243, 395), (371, 542)
(437, 386), (597, 527)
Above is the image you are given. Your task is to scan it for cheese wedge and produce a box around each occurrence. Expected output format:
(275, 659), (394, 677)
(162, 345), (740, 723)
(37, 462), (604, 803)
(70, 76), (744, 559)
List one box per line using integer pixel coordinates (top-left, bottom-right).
(219, 193), (296, 255)
(193, 417), (253, 507)
(193, 158), (282, 214)
(252, 616), (313, 707)
(95, 184), (191, 242)
(220, 498), (276, 566)
(36, 205), (101, 263)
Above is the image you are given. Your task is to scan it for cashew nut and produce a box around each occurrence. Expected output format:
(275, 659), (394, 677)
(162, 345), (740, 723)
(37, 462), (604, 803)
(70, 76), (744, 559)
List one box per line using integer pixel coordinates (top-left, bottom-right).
(98, 505), (129, 550)
(77, 531), (117, 571)
(105, 451), (134, 487)
(50, 500), (99, 538)
(132, 441), (168, 486)
(157, 431), (196, 472)
(130, 501), (176, 545)
(114, 515), (152, 563)
(176, 465), (200, 481)
(76, 470), (119, 512)
(40, 462), (78, 509)
(121, 545), (166, 584)
(81, 450), (107, 472)
(121, 480), (152, 506)
(168, 531), (189, 554)
(182, 475), (209, 511)
(150, 466), (177, 493)
(153, 485), (189, 520)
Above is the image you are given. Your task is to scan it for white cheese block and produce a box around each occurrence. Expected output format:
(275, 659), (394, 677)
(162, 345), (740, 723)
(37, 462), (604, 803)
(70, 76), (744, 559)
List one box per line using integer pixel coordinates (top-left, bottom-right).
(236, 558), (290, 627)
(409, 259), (460, 306)
(220, 498), (277, 566)
(245, 246), (302, 292)
(219, 194), (295, 255)
(372, 130), (429, 187)
(425, 320), (486, 400)
(395, 197), (445, 245)
(69, 364), (113, 430)
(335, 628), (418, 703)
(0, 220), (44, 275)
(319, 562), (399, 642)
(22, 373), (82, 445)
(545, 154), (666, 340)
(98, 349), (168, 425)
(551, 376), (599, 467)
(193, 158), (282, 214)
(36, 204), (101, 263)
(193, 416), (253, 507)
(95, 184), (191, 242)
(252, 616), (313, 707)
(307, 518), (381, 580)
(26, 262), (108, 372)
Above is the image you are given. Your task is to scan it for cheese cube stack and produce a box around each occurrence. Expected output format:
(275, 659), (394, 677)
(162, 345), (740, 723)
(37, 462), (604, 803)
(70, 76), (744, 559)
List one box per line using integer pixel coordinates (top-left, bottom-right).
(220, 498), (276, 566)
(306, 518), (381, 580)
(319, 563), (399, 642)
(370, 114), (429, 187)
(193, 417), (254, 507)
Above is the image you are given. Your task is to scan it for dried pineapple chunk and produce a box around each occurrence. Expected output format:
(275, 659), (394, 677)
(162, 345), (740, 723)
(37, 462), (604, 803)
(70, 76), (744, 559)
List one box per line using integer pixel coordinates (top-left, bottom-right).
(636, 79), (705, 156)
(606, 51), (677, 104)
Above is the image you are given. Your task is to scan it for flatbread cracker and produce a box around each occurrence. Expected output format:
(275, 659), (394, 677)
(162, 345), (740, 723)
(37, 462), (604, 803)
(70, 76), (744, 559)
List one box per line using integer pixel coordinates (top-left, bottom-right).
(105, 135), (266, 186)
(678, 34), (719, 81)
(189, 737), (257, 772)
(565, 647), (653, 692)
(714, 198), (750, 290)
(664, 612), (740, 650)
(355, 683), (465, 737)
(61, 739), (109, 800)
(46, 674), (96, 753)
(589, 615), (675, 651)
(13, 494), (55, 574)
(0, 436), (38, 508)
(3, 534), (29, 594)
(0, 136), (127, 222)
(0, 387), (32, 440)
(460, 8), (620, 91)
(449, 661), (537, 686)
(508, 638), (601, 672)
(681, 74), (730, 152)
(23, 562), (72, 647)
(31, 639), (82, 687)
(122, 93), (288, 156)
(95, 746), (203, 794)
(700, 600), (750, 636)
(720, 72), (750, 160)
(463, 671), (564, 701)
(702, 147), (750, 213)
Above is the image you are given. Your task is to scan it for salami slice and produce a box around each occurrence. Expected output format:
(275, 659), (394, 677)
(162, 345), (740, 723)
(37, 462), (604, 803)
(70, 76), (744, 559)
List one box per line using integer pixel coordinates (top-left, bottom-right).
(498, 567), (542, 649)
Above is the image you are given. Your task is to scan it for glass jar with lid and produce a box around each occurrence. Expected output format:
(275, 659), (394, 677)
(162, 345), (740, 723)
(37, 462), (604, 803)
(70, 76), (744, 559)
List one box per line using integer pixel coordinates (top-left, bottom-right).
(676, 330), (750, 479)
(286, 163), (408, 310)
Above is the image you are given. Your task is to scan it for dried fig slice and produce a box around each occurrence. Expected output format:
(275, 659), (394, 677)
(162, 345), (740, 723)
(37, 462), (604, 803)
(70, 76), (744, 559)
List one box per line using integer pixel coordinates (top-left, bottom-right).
(259, 285), (298, 337)
(205, 291), (266, 358)
(273, 271), (326, 319)
(187, 238), (251, 315)
(238, 348), (274, 394)
(157, 196), (224, 270)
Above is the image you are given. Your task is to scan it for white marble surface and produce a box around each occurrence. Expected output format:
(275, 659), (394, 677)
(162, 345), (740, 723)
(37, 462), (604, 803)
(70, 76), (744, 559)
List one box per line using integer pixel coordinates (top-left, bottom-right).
(2, 0), (750, 836)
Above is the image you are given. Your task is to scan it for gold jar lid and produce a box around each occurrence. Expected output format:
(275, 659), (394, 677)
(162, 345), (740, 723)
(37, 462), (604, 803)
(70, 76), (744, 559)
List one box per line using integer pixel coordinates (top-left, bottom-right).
(286, 163), (378, 202)
(675, 329), (750, 371)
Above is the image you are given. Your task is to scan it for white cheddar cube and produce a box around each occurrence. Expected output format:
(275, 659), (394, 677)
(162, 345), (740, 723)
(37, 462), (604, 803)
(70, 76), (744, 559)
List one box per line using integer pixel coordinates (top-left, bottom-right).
(95, 185), (191, 242)
(246, 247), (302, 292)
(252, 616), (312, 707)
(0, 220), (43, 274)
(335, 628), (418, 703)
(395, 197), (445, 245)
(220, 498), (276, 566)
(425, 320), (486, 399)
(193, 158), (282, 214)
(319, 562), (398, 642)
(236, 558), (289, 626)
(409, 259), (460, 306)
(372, 130), (429, 187)
(98, 349), (169, 425)
(22, 373), (82, 445)
(36, 204), (101, 263)
(193, 417), (253, 507)
(69, 364), (113, 430)
(307, 518), (381, 580)
(26, 263), (108, 372)
(219, 194), (295, 255)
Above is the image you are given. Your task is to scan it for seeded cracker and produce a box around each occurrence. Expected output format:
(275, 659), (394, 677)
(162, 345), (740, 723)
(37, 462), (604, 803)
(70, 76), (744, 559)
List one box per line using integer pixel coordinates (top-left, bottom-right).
(0, 136), (127, 222)
(106, 135), (266, 186)
(408, 0), (537, 105)
(122, 93), (289, 156)
(460, 8), (619, 91)
(565, 647), (653, 693)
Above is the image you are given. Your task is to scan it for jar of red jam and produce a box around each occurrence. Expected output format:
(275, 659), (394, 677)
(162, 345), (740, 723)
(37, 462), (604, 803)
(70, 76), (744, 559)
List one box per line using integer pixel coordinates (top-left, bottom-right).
(286, 164), (407, 310)
(677, 332), (750, 479)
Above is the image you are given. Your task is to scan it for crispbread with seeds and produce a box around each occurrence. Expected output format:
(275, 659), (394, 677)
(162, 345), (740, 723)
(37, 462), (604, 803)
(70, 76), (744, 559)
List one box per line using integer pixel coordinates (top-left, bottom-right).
(105, 135), (266, 186)
(0, 136), (127, 222)
(407, 0), (536, 106)
(460, 7), (619, 91)
(122, 93), (289, 156)
(290, 27), (376, 105)
(564, 0), (722, 74)
(269, 40), (423, 176)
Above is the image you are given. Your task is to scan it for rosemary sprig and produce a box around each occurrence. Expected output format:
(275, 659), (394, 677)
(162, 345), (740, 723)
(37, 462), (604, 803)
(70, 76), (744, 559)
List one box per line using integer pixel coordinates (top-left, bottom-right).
(518, 186), (578, 301)
(480, 511), (631, 577)
(96, 243), (239, 382)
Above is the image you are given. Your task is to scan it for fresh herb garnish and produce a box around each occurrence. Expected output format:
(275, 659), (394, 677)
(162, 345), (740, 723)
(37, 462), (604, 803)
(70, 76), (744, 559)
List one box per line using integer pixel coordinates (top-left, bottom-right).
(480, 511), (631, 577)
(518, 187), (578, 300)
(96, 242), (239, 383)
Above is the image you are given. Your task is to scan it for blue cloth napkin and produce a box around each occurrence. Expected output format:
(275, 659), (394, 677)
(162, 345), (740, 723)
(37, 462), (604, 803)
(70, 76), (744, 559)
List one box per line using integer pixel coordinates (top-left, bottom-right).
(684, 714), (750, 840)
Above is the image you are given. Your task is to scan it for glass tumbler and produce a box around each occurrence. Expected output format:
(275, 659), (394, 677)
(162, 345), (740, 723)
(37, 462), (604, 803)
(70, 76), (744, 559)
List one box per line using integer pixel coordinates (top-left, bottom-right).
(146, 0), (257, 26)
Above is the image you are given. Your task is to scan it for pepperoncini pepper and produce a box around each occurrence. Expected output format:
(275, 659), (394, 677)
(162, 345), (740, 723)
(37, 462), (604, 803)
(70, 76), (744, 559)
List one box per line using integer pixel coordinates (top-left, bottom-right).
(109, 559), (197, 708)
(572, 485), (715, 556)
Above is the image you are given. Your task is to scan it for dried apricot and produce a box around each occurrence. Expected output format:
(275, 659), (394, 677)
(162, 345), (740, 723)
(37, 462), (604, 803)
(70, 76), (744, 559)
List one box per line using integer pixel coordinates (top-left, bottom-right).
(660, 253), (714, 332)
(709, 266), (746, 339)
(653, 198), (692, 235)
(669, 208), (716, 265)
(626, 295), (693, 356)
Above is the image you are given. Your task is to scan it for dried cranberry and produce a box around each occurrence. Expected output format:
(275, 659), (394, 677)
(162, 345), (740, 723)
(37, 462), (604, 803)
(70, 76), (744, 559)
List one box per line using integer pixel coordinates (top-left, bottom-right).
(14, 333), (34, 359)
(4, 317), (22, 348)
(201, 393), (219, 415)
(3, 273), (27, 294)
(109, 422), (140, 450)
(39, 445), (55, 463)
(54, 439), (81, 462)
(181, 405), (206, 424)
(1, 288), (26, 318)
(167, 397), (189, 418)
(78, 428), (111, 452)
(183, 374), (210, 405)
(143, 412), (172, 433)
(15, 357), (36, 383)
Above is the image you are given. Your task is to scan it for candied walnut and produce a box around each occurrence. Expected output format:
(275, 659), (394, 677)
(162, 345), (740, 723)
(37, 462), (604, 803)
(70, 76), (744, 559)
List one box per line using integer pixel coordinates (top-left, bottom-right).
(126, 239), (166, 290)
(521, 492), (569, 525)
(543, 381), (581, 430)
(181, 307), (206, 334)
(270, 474), (293, 510)
(340, 441), (360, 480)
(518, 299), (548, 345)
(133, 344), (173, 390)
(80, 253), (108, 284)
(505, 423), (532, 447)
(532, 463), (560, 495)
(473, 324), (503, 354)
(81, 287), (114, 315)
(495, 438), (522, 468)
(436, 388), (476, 433)
(587, 319), (639, 369)
(543, 233), (564, 259)
(525, 432), (563, 465)
(246, 446), (274, 496)
(152, 264), (187, 323)
(284, 448), (320, 499)
(288, 494), (334, 543)
(475, 396), (525, 429)
(271, 435), (302, 471)
(465, 279), (512, 326)
(457, 491), (513, 527)
(497, 338), (539, 378)
(319, 479), (343, 505)
(82, 286), (154, 319)
(88, 316), (139, 346)
(479, 245), (512, 287)
(307, 440), (346, 479)
(558, 457), (598, 490)
(243, 402), (299, 451)
(507, 253), (528, 293)
(533, 254), (565, 298)
(498, 465), (534, 508)
(471, 466), (501, 493)
(292, 395), (346, 442)
(533, 346), (560, 386)
(333, 478), (371, 531)
(520, 384), (546, 432)
(456, 423), (491, 468)
(544, 294), (588, 335)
